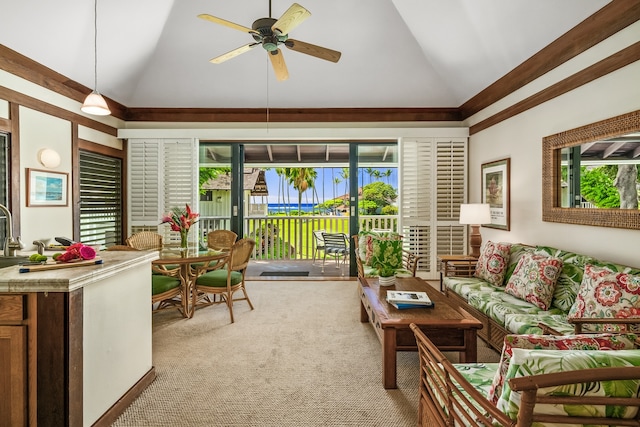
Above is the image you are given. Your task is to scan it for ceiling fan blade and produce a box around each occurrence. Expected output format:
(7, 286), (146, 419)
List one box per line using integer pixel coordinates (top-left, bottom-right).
(272, 3), (311, 35)
(284, 39), (341, 63)
(198, 14), (258, 35)
(210, 43), (259, 64)
(269, 49), (289, 81)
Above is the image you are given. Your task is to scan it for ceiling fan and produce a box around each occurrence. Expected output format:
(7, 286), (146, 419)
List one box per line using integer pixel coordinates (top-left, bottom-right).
(198, 1), (341, 81)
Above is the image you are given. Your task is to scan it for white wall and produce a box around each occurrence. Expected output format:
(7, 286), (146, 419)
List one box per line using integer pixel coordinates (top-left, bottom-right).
(467, 59), (640, 267)
(19, 107), (74, 246)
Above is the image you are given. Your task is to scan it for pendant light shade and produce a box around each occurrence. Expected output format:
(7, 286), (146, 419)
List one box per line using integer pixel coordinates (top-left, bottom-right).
(82, 90), (110, 116)
(82, 0), (111, 116)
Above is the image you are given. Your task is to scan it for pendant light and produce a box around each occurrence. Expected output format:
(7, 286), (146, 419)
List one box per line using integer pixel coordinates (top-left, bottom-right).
(81, 0), (111, 116)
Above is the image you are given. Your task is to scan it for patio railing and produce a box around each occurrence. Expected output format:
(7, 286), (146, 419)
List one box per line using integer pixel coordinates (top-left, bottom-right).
(199, 215), (398, 260)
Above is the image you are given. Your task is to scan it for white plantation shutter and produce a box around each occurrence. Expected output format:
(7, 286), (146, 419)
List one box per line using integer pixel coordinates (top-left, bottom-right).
(435, 140), (467, 257)
(399, 139), (432, 271)
(161, 139), (199, 245)
(129, 139), (160, 231)
(128, 138), (199, 244)
(399, 138), (467, 279)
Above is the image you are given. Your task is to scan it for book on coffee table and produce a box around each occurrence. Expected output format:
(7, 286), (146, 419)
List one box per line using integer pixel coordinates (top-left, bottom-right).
(386, 290), (434, 309)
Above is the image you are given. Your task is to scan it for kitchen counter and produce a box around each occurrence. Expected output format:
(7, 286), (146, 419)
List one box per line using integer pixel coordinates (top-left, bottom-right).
(0, 250), (159, 292)
(0, 249), (158, 427)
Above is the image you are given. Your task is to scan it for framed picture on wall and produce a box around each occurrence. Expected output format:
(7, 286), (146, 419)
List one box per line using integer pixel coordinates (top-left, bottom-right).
(26, 168), (69, 207)
(481, 158), (510, 230)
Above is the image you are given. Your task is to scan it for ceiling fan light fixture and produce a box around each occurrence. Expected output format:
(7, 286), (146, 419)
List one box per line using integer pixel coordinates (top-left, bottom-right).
(81, 90), (111, 116)
(82, 0), (111, 117)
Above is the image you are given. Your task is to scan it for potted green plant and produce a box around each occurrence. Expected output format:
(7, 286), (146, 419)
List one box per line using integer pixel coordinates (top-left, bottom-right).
(378, 265), (396, 286)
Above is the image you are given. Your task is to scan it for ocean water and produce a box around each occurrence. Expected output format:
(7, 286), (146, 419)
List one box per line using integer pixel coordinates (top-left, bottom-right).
(267, 203), (316, 213)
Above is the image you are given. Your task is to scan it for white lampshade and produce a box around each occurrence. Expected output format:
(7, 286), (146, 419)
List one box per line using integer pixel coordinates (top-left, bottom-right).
(459, 203), (491, 225)
(81, 90), (111, 116)
(38, 148), (61, 168)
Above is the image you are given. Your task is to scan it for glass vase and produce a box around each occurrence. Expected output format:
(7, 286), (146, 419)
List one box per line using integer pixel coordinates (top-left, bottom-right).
(180, 229), (189, 250)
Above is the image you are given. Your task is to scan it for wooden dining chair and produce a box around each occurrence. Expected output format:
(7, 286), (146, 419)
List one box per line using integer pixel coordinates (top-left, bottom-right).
(126, 231), (163, 250)
(207, 229), (237, 252)
(192, 238), (255, 323)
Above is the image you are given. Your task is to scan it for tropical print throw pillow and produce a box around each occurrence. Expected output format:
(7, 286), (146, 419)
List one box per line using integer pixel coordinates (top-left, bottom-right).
(486, 333), (638, 405)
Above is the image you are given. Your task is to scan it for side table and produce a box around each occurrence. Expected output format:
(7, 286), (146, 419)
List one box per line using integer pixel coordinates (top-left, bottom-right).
(437, 255), (478, 291)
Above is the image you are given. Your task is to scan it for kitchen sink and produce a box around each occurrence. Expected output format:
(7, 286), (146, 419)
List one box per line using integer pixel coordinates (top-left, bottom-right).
(0, 256), (30, 268)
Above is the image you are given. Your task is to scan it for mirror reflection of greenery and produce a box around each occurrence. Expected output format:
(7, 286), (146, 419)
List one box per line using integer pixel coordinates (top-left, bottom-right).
(580, 165), (639, 208)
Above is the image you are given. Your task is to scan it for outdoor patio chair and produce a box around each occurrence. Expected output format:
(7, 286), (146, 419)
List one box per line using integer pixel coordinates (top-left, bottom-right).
(312, 229), (326, 264)
(321, 232), (349, 275)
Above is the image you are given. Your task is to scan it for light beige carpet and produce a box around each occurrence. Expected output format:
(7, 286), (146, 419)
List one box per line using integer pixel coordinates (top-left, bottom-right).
(112, 280), (498, 427)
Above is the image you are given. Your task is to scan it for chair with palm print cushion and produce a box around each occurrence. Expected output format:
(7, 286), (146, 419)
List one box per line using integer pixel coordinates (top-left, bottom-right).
(193, 238), (255, 323)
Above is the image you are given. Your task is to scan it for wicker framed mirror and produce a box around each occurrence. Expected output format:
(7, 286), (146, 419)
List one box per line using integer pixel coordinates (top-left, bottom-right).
(542, 109), (640, 230)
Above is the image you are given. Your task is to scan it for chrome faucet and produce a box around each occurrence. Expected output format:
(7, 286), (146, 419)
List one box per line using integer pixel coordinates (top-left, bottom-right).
(0, 204), (24, 256)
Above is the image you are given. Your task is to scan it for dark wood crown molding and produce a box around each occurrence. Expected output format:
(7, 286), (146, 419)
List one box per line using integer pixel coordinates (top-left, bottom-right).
(123, 107), (462, 123)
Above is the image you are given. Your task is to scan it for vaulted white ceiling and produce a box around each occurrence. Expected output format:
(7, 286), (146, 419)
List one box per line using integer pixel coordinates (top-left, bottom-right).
(0, 0), (610, 109)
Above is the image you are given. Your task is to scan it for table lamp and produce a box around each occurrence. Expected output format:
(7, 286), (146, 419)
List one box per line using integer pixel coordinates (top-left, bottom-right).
(459, 203), (491, 258)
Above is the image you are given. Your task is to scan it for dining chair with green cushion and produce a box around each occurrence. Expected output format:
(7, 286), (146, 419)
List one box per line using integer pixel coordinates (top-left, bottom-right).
(193, 238), (255, 323)
(207, 229), (237, 252)
(151, 259), (183, 314)
(126, 231), (163, 250)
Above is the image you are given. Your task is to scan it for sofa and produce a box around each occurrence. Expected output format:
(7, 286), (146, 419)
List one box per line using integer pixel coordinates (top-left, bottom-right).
(352, 231), (421, 278)
(443, 241), (640, 351)
(411, 323), (640, 426)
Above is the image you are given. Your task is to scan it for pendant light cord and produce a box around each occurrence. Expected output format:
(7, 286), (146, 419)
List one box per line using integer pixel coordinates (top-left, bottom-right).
(92, 0), (98, 91)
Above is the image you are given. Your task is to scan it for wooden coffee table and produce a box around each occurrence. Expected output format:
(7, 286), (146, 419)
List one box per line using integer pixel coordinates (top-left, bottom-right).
(358, 276), (482, 389)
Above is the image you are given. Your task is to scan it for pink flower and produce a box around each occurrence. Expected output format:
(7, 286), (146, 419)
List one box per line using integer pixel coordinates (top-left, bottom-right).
(160, 204), (199, 234)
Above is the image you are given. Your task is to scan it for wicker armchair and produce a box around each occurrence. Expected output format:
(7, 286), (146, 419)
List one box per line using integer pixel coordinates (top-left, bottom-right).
(192, 238), (255, 323)
(206, 229), (237, 252)
(126, 231), (163, 250)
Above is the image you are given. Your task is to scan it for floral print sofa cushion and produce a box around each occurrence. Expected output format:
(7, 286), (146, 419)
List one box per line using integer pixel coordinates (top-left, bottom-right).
(496, 348), (640, 422)
(474, 241), (511, 286)
(444, 276), (504, 300)
(504, 253), (564, 310)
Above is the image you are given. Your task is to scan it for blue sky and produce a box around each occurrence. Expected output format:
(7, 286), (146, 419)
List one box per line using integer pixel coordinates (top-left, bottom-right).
(263, 167), (398, 204)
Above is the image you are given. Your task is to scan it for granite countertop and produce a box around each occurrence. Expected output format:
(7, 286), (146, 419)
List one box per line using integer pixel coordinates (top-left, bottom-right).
(0, 250), (159, 293)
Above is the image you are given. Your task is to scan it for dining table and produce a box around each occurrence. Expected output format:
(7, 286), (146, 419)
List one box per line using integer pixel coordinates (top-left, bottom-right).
(153, 246), (229, 318)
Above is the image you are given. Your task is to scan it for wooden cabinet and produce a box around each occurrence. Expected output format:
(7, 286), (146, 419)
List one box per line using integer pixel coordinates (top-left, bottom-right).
(0, 295), (27, 427)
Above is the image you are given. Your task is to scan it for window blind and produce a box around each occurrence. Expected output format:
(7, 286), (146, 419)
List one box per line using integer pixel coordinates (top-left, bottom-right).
(79, 150), (123, 246)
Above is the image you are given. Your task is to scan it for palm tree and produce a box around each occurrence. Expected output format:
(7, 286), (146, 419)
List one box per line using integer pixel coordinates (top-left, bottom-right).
(372, 169), (382, 183)
(383, 169), (392, 184)
(340, 168), (349, 203)
(365, 167), (376, 184)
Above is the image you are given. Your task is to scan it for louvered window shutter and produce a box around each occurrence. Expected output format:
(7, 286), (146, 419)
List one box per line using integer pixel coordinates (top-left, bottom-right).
(161, 139), (199, 246)
(399, 138), (468, 279)
(128, 138), (199, 244)
(128, 139), (161, 233)
(435, 139), (468, 257)
(399, 139), (432, 272)
(79, 151), (122, 246)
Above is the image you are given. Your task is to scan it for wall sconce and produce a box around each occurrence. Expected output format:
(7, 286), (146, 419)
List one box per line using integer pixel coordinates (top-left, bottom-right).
(38, 148), (61, 168)
(216, 196), (223, 203)
(459, 203), (491, 258)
